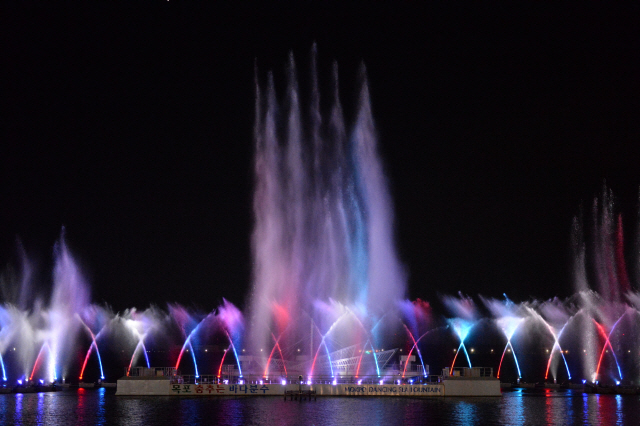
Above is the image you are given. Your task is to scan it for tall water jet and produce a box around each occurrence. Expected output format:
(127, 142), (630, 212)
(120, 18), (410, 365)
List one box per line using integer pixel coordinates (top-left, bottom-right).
(46, 233), (90, 382)
(248, 47), (406, 365)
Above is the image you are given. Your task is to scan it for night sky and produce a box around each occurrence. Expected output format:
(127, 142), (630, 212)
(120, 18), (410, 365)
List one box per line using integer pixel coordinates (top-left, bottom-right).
(2, 2), (640, 313)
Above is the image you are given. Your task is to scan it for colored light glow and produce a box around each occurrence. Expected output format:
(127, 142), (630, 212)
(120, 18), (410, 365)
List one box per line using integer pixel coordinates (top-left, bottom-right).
(77, 315), (106, 383)
(175, 324), (200, 372)
(264, 332), (288, 378)
(402, 328), (436, 378)
(0, 352), (7, 381)
(495, 317), (523, 379)
(127, 337), (150, 376)
(217, 344), (231, 378)
(497, 341), (521, 379)
(525, 307), (571, 381)
(402, 324), (427, 378)
(310, 313), (349, 377)
(79, 340), (105, 382)
(593, 312), (629, 382)
(449, 318), (474, 342)
(30, 342), (52, 381)
(496, 316), (524, 341)
(224, 330), (243, 378)
(449, 319), (475, 370)
(188, 341), (199, 378)
(355, 339), (381, 378)
(593, 320), (623, 381)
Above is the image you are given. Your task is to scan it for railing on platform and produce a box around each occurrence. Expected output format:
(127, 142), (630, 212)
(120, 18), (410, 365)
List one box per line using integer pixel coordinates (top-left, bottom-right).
(442, 367), (494, 378)
(166, 373), (443, 386)
(126, 367), (178, 377)
(125, 367), (463, 385)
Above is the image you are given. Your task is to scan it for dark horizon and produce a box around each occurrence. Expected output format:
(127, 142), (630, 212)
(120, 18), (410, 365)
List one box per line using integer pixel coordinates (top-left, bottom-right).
(2, 2), (640, 313)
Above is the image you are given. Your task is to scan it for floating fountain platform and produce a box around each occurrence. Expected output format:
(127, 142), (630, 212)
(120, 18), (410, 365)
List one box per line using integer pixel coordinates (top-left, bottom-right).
(116, 366), (501, 397)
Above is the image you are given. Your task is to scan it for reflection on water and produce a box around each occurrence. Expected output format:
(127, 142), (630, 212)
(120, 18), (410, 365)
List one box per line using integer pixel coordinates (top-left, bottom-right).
(500, 389), (524, 424)
(0, 389), (639, 425)
(14, 393), (22, 424)
(451, 401), (477, 424)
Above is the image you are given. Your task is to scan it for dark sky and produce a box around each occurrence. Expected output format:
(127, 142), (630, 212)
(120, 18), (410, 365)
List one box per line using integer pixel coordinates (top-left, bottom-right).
(2, 2), (640, 312)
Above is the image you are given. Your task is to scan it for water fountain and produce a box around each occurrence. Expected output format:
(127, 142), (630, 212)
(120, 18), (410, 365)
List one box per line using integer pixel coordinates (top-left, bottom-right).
(1, 52), (640, 397)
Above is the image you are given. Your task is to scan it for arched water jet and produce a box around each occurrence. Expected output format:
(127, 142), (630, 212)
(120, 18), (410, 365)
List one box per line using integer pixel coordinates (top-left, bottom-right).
(77, 315), (105, 380)
(0, 353), (6, 381)
(354, 339), (381, 378)
(594, 308), (640, 382)
(263, 332), (288, 378)
(497, 341), (521, 380)
(127, 336), (150, 376)
(224, 330), (243, 378)
(217, 345), (231, 379)
(79, 341), (105, 381)
(309, 312), (350, 377)
(495, 317), (523, 380)
(593, 320), (623, 382)
(401, 327), (444, 378)
(402, 324), (427, 377)
(346, 308), (381, 377)
(543, 321), (572, 381)
(524, 306), (572, 381)
(29, 342), (52, 381)
(174, 310), (217, 375)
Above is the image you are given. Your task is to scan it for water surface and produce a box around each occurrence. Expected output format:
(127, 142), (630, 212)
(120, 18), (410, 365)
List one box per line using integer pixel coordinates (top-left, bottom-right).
(0, 388), (638, 425)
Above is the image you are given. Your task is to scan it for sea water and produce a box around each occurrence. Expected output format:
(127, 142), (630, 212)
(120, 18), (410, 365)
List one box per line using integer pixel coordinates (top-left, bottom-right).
(0, 388), (639, 425)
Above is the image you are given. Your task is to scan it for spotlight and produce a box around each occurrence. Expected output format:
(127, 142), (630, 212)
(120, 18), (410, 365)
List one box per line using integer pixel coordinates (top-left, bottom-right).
(281, 380), (286, 386)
